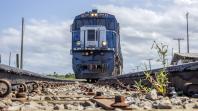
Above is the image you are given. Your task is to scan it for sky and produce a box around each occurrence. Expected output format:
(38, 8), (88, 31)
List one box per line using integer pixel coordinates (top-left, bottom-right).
(0, 0), (198, 75)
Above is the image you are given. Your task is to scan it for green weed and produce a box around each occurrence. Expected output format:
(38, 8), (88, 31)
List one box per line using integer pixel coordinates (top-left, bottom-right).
(134, 41), (169, 96)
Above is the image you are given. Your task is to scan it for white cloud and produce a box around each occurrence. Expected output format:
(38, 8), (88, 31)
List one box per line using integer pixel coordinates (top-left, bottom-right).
(174, 0), (198, 5)
(0, 19), (72, 74)
(94, 2), (198, 72)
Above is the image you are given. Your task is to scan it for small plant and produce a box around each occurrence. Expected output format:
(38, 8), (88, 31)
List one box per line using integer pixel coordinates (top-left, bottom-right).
(134, 79), (151, 93)
(152, 41), (168, 68)
(144, 69), (168, 95)
(134, 41), (169, 96)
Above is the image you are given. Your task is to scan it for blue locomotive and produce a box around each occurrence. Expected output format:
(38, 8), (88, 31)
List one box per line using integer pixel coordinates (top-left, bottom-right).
(71, 9), (123, 81)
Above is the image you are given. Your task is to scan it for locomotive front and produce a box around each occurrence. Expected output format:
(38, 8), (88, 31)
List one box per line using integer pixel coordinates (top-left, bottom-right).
(71, 9), (122, 81)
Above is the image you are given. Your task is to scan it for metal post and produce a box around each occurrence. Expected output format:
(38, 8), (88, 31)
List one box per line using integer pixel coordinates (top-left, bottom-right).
(16, 54), (20, 68)
(0, 54), (1, 64)
(136, 66), (139, 72)
(165, 59), (169, 66)
(146, 58), (153, 70)
(20, 17), (24, 69)
(186, 12), (189, 53)
(172, 48), (174, 58)
(9, 52), (11, 66)
(173, 38), (184, 53)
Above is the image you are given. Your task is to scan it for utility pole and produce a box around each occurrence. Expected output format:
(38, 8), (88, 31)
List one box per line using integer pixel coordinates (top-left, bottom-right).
(9, 52), (11, 66)
(173, 38), (184, 53)
(0, 54), (1, 64)
(186, 12), (189, 53)
(172, 48), (174, 58)
(165, 59), (169, 66)
(146, 58), (153, 70)
(20, 17), (24, 69)
(136, 66), (140, 72)
(16, 54), (20, 68)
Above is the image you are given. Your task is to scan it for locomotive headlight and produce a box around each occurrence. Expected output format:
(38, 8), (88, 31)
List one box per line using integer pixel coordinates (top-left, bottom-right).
(76, 41), (81, 46)
(91, 13), (97, 17)
(102, 41), (107, 46)
(91, 13), (94, 16)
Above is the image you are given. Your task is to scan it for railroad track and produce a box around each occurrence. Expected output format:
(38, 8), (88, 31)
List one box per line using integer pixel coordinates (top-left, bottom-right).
(0, 64), (75, 100)
(1, 79), (198, 110)
(0, 63), (198, 110)
(97, 61), (198, 97)
(0, 64), (74, 83)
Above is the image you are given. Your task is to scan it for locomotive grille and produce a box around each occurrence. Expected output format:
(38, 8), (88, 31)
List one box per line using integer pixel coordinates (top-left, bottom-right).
(79, 64), (107, 73)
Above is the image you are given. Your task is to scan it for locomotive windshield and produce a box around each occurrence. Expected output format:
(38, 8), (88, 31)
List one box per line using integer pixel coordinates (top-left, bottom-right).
(87, 30), (95, 41)
(72, 18), (117, 31)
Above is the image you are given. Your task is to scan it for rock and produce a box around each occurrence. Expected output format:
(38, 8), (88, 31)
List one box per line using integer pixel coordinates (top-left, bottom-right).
(168, 87), (177, 97)
(21, 105), (39, 111)
(24, 101), (38, 106)
(126, 97), (141, 105)
(184, 102), (198, 109)
(0, 101), (6, 109)
(24, 101), (47, 110)
(54, 104), (64, 110)
(193, 102), (198, 109)
(45, 103), (54, 110)
(146, 89), (158, 100)
(7, 105), (23, 111)
(84, 107), (96, 111)
(73, 102), (79, 106)
(78, 97), (89, 101)
(65, 102), (83, 110)
(77, 105), (84, 110)
(171, 97), (182, 105)
(129, 104), (141, 110)
(52, 96), (60, 100)
(124, 91), (131, 95)
(64, 104), (75, 110)
(28, 95), (41, 101)
(142, 101), (152, 110)
(11, 101), (22, 106)
(39, 101), (48, 106)
(153, 100), (172, 109)
(81, 101), (95, 107)
(180, 97), (189, 103)
(158, 95), (164, 99)
(1, 99), (12, 105)
(44, 96), (52, 101)
(115, 108), (123, 111)
(75, 81), (79, 84)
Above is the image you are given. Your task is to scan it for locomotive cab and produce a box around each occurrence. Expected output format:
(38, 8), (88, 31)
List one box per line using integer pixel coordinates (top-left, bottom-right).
(79, 26), (107, 49)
